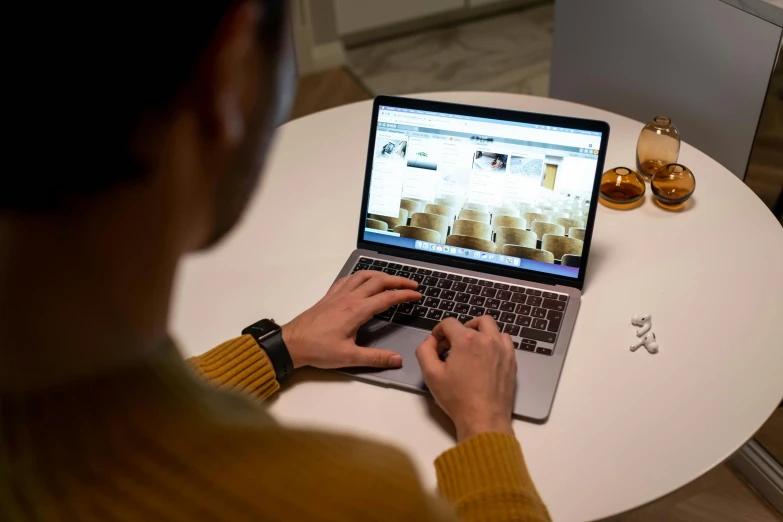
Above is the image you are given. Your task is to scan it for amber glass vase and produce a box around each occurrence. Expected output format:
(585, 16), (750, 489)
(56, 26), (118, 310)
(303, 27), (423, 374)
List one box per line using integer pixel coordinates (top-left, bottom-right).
(636, 116), (680, 180)
(599, 167), (646, 209)
(651, 163), (695, 210)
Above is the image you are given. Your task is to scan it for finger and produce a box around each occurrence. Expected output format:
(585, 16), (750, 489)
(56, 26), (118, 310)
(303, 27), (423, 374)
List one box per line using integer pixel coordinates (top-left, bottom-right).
(361, 289), (422, 319)
(341, 270), (378, 292)
(345, 345), (403, 368)
(500, 332), (514, 351)
(415, 334), (445, 380)
(431, 317), (467, 342)
(463, 314), (501, 333)
(325, 275), (350, 296)
(354, 272), (418, 297)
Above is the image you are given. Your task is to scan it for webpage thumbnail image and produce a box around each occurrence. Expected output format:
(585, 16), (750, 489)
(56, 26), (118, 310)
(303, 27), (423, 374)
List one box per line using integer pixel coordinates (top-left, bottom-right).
(366, 135), (595, 271)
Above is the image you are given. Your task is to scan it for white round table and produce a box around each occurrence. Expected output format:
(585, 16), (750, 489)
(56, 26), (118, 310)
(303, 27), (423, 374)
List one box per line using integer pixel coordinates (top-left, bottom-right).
(170, 92), (783, 521)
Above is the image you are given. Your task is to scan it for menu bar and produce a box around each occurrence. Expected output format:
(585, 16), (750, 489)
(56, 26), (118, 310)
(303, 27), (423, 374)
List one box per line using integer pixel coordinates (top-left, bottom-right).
(414, 240), (521, 267)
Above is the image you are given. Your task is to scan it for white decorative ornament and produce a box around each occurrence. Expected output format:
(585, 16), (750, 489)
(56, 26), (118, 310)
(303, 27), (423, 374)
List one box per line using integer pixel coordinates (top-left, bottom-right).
(630, 332), (659, 354)
(631, 314), (652, 337)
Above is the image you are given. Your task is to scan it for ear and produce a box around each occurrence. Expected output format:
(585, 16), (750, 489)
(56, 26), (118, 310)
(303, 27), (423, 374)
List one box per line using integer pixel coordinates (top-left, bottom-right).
(201, 1), (262, 146)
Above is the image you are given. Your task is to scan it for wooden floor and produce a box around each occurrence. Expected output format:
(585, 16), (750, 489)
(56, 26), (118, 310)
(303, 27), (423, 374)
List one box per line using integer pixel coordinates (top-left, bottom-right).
(292, 66), (782, 521)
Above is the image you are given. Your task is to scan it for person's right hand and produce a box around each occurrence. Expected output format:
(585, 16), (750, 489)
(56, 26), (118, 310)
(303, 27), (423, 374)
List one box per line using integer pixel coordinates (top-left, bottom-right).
(416, 316), (517, 442)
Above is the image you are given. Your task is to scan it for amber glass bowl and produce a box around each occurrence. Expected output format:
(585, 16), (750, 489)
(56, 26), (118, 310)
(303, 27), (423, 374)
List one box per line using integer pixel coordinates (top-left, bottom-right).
(651, 163), (695, 210)
(636, 116), (680, 180)
(599, 167), (646, 209)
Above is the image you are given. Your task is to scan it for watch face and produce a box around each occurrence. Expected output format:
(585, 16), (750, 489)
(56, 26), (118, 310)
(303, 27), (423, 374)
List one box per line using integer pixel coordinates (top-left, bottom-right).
(244, 319), (279, 338)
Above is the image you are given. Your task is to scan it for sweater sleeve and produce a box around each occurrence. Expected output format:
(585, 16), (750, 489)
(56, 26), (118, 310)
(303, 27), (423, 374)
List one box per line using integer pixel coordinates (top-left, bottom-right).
(435, 432), (551, 522)
(188, 335), (280, 400)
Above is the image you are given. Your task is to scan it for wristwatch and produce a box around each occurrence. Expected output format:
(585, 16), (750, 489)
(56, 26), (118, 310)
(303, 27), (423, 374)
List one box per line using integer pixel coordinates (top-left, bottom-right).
(242, 319), (294, 381)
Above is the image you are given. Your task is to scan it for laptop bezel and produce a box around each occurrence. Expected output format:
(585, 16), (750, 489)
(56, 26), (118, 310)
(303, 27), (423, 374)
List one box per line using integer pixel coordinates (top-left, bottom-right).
(356, 95), (610, 290)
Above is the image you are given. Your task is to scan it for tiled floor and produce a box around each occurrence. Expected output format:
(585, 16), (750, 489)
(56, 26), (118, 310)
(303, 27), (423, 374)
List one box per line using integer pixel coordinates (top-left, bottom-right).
(291, 65), (782, 521)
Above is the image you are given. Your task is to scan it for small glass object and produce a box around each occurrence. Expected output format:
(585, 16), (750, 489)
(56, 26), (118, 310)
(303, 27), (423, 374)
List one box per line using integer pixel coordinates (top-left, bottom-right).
(651, 163), (695, 210)
(636, 116), (680, 180)
(599, 167), (646, 209)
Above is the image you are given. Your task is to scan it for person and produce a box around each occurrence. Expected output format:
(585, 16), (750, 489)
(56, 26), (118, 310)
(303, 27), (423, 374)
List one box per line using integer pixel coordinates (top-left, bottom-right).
(0, 2), (550, 521)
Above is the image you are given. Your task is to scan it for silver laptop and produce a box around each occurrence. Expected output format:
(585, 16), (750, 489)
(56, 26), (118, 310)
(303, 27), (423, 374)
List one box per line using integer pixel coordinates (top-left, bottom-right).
(336, 96), (609, 421)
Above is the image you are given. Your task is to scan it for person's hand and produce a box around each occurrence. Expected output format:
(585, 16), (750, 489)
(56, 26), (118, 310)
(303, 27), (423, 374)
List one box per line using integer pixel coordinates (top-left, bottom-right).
(281, 270), (421, 370)
(416, 316), (517, 442)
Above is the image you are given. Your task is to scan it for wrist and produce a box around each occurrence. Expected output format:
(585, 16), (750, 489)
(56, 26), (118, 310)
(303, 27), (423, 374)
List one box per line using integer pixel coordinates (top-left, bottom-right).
(455, 417), (514, 443)
(280, 323), (306, 369)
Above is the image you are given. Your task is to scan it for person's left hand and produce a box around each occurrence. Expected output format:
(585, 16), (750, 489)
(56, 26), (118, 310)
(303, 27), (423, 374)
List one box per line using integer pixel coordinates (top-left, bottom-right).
(281, 270), (421, 370)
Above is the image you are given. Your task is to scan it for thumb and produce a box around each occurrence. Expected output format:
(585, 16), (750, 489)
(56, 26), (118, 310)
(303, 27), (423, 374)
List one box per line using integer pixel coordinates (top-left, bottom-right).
(347, 345), (403, 368)
(415, 335), (444, 379)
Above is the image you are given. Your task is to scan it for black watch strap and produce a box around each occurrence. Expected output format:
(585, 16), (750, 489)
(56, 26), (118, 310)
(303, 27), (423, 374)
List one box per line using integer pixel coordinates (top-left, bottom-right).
(242, 319), (294, 382)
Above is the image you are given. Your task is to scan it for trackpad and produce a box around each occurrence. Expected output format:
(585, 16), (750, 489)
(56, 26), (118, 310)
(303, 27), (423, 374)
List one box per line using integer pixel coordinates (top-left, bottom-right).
(354, 321), (428, 388)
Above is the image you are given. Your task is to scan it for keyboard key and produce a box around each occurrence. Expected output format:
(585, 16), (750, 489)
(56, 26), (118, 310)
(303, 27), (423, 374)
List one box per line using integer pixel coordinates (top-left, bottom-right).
(558, 294), (568, 302)
(511, 292), (527, 303)
(536, 347), (554, 356)
(547, 319), (561, 332)
(410, 274), (424, 283)
(443, 311), (459, 320)
(438, 300), (455, 311)
(446, 274), (463, 281)
(433, 271), (447, 278)
(424, 287), (441, 297)
(547, 310), (563, 321)
(455, 293), (471, 303)
(480, 287), (497, 298)
(455, 303), (470, 314)
(423, 276), (438, 286)
(520, 343), (535, 352)
(452, 282), (467, 292)
(478, 280), (494, 287)
(424, 297), (441, 308)
(388, 263), (402, 270)
(493, 283), (510, 290)
(542, 291), (558, 299)
(485, 309), (501, 320)
(522, 327), (556, 343)
(355, 263), (369, 271)
(415, 293), (426, 305)
(458, 314), (474, 324)
(397, 271), (411, 279)
(436, 279), (453, 289)
(496, 290), (512, 301)
(417, 268), (432, 275)
(466, 284), (482, 295)
(426, 308), (444, 320)
(414, 305), (429, 317)
(469, 305), (486, 316)
(526, 288), (542, 296)
(500, 301), (516, 312)
(496, 322), (506, 331)
(527, 296), (543, 307)
(402, 266), (416, 272)
(499, 312), (516, 323)
(542, 298), (566, 311)
(373, 260), (388, 267)
(375, 308), (394, 321)
(503, 323), (521, 336)
(359, 257), (373, 264)
(463, 277), (478, 284)
(383, 268), (397, 275)
(369, 265), (384, 271)
(392, 314), (438, 330)
(521, 339), (537, 348)
(532, 318), (547, 330)
(513, 341), (520, 350)
(510, 286), (524, 293)
(469, 295), (486, 306)
(515, 315), (532, 327)
(515, 304), (532, 315)
(398, 303), (414, 314)
(485, 298), (501, 310)
(532, 307), (547, 319)
(440, 290), (455, 301)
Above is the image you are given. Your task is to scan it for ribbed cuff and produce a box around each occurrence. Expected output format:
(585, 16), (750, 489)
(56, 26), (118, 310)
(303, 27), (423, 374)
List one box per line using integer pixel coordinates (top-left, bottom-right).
(435, 432), (550, 521)
(188, 335), (280, 400)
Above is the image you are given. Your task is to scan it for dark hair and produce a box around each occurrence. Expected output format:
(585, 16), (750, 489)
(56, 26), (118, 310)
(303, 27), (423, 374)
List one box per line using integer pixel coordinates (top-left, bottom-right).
(3, 1), (285, 212)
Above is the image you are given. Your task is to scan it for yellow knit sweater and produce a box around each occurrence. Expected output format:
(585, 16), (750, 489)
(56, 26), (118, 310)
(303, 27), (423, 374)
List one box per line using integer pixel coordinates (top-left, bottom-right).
(0, 335), (550, 522)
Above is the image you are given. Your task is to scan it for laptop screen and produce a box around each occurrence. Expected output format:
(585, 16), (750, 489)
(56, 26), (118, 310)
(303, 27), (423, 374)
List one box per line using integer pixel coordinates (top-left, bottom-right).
(363, 103), (604, 279)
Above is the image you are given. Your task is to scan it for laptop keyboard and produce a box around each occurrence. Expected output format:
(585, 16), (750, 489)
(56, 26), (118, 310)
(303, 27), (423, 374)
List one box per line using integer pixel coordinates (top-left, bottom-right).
(352, 257), (569, 356)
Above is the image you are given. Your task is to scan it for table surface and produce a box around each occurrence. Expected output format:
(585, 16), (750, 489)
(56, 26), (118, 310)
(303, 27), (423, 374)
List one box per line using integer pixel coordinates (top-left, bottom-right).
(170, 92), (783, 522)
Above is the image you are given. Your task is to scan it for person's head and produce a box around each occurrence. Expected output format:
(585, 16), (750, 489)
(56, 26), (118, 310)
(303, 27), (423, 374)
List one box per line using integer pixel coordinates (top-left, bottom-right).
(4, 0), (295, 251)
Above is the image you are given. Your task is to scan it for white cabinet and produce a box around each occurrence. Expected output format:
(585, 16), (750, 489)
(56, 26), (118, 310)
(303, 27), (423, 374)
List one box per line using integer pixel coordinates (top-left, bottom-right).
(333, 0), (464, 35)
